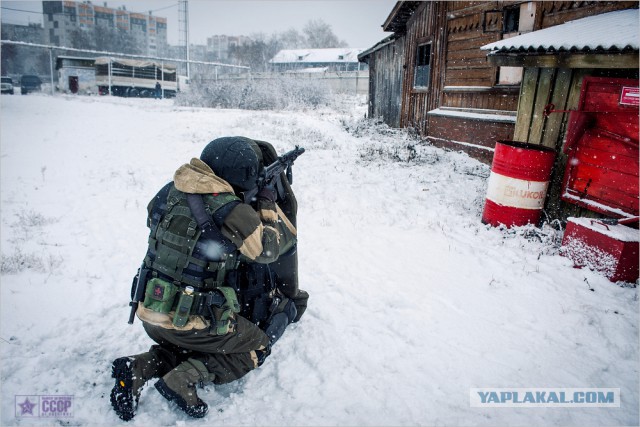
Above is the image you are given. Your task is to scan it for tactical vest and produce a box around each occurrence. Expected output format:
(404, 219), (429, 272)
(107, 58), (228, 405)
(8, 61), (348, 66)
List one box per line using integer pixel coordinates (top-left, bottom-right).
(145, 184), (240, 290)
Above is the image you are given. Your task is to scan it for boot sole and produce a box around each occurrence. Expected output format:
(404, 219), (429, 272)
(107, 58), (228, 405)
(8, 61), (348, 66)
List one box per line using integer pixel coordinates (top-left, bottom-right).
(110, 357), (136, 421)
(155, 379), (208, 418)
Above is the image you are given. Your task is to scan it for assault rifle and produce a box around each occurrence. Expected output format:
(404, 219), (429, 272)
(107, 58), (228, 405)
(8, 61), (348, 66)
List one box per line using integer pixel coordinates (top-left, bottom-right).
(243, 145), (305, 203)
(128, 263), (149, 324)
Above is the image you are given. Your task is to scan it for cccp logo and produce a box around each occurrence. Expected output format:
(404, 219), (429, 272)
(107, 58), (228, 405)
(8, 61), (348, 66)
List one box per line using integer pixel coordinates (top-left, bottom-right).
(15, 395), (74, 418)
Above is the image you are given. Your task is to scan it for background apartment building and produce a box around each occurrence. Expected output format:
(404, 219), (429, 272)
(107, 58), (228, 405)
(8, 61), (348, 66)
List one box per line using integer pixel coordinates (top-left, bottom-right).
(42, 1), (168, 56)
(206, 35), (252, 62)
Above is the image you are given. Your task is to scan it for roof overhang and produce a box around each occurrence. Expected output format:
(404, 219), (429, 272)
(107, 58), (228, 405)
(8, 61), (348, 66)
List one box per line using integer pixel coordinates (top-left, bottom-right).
(358, 34), (400, 62)
(382, 1), (422, 33)
(486, 51), (639, 68)
(482, 8), (639, 68)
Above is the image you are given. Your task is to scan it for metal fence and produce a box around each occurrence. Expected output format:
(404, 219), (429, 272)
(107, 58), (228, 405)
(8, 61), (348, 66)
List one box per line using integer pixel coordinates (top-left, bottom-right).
(0, 39), (249, 95)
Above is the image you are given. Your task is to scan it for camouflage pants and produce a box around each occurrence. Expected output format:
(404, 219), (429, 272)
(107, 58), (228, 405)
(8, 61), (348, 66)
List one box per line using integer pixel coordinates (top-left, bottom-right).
(142, 315), (269, 384)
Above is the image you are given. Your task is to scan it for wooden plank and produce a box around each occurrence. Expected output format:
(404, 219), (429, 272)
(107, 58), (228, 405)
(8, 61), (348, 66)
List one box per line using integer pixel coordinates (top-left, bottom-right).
(446, 57), (490, 68)
(513, 67), (540, 142)
(567, 165), (638, 209)
(445, 67), (495, 80)
(445, 77), (496, 87)
(446, 1), (504, 18)
(545, 68), (590, 219)
(564, 69), (589, 114)
(541, 68), (572, 149)
(529, 68), (555, 145)
(447, 28), (485, 42)
(541, 2), (638, 28)
(447, 34), (503, 50)
(447, 48), (490, 60)
(581, 131), (639, 159)
(577, 147), (638, 175)
(487, 53), (640, 69)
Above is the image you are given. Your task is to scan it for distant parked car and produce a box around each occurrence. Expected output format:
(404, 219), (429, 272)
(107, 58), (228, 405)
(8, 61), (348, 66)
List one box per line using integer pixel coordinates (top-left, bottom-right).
(20, 75), (42, 94)
(1, 76), (14, 94)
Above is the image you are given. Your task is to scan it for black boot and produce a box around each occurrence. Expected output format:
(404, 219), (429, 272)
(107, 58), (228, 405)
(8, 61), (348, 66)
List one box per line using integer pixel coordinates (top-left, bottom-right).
(154, 358), (210, 418)
(110, 346), (176, 421)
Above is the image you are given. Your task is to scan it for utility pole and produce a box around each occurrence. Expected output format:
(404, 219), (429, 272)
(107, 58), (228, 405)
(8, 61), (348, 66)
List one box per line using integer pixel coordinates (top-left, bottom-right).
(178, 0), (190, 78)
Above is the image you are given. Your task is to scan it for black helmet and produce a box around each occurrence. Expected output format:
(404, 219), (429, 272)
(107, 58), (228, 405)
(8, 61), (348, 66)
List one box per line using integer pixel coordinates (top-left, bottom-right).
(200, 136), (263, 191)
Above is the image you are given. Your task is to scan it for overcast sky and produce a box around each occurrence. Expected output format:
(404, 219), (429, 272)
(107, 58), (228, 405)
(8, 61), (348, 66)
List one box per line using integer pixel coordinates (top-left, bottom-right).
(1, 0), (397, 48)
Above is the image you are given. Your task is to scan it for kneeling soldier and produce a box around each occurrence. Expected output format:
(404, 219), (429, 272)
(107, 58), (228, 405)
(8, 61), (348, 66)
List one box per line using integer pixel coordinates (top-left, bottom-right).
(111, 137), (306, 420)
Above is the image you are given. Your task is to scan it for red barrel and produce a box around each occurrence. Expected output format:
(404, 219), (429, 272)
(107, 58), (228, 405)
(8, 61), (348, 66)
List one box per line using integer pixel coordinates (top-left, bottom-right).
(482, 140), (556, 227)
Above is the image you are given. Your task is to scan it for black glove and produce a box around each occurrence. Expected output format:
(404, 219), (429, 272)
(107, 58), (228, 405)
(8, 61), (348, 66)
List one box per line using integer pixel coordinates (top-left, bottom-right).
(291, 289), (309, 323)
(264, 299), (297, 345)
(257, 187), (276, 202)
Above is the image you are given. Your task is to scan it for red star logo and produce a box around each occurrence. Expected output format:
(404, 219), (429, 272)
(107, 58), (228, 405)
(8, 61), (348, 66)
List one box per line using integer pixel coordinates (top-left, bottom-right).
(153, 285), (164, 298)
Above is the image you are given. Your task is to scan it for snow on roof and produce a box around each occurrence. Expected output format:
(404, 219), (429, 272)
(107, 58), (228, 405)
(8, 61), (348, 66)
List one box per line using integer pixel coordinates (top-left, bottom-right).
(270, 48), (364, 64)
(285, 67), (329, 74)
(94, 56), (176, 71)
(481, 9), (639, 52)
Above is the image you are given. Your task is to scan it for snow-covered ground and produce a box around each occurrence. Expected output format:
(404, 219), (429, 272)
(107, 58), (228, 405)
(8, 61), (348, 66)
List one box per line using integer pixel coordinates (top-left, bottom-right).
(1, 94), (638, 426)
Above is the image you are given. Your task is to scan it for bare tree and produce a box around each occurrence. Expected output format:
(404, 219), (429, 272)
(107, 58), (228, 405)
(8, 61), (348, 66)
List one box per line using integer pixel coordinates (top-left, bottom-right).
(303, 19), (348, 48)
(70, 28), (95, 50)
(228, 19), (348, 70)
(279, 28), (306, 49)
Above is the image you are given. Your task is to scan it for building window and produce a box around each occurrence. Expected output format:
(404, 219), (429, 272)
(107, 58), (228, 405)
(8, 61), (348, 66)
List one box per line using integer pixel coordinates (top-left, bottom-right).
(503, 7), (520, 33)
(414, 43), (431, 88)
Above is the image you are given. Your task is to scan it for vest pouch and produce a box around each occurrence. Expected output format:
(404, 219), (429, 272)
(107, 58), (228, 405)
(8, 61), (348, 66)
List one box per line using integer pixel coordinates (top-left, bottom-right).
(143, 277), (178, 314)
(210, 286), (240, 335)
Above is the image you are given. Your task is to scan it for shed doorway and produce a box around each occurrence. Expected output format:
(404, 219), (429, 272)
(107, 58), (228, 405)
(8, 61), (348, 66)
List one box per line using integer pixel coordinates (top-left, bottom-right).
(69, 76), (79, 94)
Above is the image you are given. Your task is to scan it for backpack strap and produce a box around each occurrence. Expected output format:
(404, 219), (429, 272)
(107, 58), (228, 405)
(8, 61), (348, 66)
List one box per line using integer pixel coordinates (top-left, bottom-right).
(145, 187), (241, 289)
(186, 193), (237, 255)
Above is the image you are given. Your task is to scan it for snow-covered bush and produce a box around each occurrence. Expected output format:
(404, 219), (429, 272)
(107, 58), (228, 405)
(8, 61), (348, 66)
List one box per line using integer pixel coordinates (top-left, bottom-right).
(175, 75), (331, 110)
(0, 249), (45, 274)
(345, 117), (436, 164)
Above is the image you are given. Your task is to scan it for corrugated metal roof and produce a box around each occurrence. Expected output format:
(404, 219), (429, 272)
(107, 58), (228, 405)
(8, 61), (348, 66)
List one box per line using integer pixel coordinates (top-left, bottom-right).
(481, 9), (639, 53)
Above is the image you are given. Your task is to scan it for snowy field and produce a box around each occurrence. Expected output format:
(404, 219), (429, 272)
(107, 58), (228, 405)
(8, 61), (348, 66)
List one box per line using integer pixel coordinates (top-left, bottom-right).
(1, 94), (638, 426)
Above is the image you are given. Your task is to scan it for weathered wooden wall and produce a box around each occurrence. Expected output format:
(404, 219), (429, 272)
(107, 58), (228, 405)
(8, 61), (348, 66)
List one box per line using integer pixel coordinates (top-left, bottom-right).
(537, 1), (638, 27)
(397, 0), (638, 135)
(366, 37), (405, 127)
(399, 1), (448, 131)
(441, 87), (520, 110)
(399, 0), (522, 145)
(445, 2), (503, 87)
(364, 0), (639, 179)
(427, 115), (515, 163)
(512, 66), (640, 220)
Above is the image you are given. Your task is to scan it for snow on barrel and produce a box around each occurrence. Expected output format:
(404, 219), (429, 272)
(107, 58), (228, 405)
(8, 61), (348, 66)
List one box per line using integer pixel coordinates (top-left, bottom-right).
(482, 140), (556, 228)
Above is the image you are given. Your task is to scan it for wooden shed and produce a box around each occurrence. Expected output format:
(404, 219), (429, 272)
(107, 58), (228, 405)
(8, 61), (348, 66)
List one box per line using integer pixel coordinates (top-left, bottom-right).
(482, 8), (639, 221)
(359, 1), (639, 222)
(359, 1), (638, 164)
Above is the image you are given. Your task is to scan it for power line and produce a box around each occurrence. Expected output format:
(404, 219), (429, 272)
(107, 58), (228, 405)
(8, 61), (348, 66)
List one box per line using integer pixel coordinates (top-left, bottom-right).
(0, 39), (250, 70)
(150, 3), (179, 13)
(1, 6), (44, 15)
(0, 3), (178, 20)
